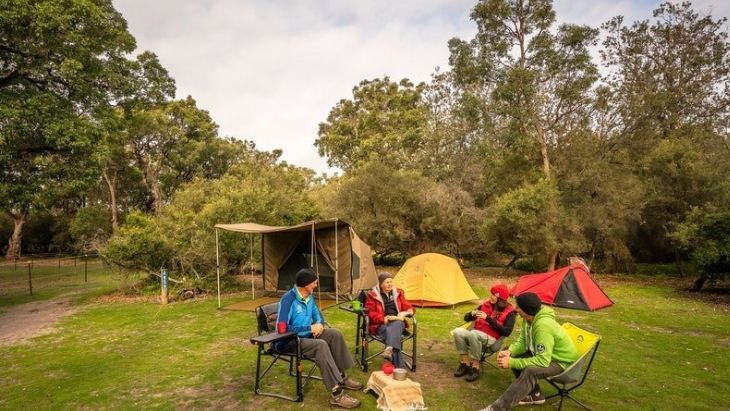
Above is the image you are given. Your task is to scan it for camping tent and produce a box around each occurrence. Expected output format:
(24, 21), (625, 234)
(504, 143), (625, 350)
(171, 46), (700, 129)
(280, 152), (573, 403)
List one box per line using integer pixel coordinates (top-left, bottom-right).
(214, 219), (377, 306)
(393, 253), (479, 307)
(509, 263), (613, 311)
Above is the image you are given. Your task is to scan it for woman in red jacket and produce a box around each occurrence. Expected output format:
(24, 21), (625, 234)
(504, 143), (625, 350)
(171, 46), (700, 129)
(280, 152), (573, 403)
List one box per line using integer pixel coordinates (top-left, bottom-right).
(365, 272), (415, 368)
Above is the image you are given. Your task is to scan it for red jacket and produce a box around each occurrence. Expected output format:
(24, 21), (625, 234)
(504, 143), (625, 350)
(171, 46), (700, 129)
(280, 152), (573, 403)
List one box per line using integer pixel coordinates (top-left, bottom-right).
(365, 286), (415, 335)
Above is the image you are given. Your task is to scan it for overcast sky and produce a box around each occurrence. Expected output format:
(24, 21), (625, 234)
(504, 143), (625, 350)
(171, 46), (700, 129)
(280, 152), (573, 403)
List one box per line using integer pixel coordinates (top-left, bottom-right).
(111, 0), (729, 175)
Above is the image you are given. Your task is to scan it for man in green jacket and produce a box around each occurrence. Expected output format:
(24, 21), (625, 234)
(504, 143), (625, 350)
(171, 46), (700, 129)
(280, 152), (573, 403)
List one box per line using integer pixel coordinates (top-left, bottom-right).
(476, 292), (579, 411)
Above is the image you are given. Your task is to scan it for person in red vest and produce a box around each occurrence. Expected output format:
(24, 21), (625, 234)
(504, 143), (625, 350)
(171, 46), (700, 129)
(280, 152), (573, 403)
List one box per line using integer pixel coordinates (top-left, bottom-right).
(452, 284), (517, 381)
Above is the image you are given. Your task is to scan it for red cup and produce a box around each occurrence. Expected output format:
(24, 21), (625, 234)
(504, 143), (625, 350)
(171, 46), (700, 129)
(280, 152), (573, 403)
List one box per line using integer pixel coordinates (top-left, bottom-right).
(382, 363), (394, 375)
(277, 321), (287, 333)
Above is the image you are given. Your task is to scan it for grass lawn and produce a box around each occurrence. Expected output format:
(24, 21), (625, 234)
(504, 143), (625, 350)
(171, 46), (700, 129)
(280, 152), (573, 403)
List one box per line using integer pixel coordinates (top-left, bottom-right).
(0, 268), (728, 410)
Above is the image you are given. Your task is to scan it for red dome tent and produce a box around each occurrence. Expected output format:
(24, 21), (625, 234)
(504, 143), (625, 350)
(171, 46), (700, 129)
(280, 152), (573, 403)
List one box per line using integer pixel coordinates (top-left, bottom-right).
(509, 263), (613, 311)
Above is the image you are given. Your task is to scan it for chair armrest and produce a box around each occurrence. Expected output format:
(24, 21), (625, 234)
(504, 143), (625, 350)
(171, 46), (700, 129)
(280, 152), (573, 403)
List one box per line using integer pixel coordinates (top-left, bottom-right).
(339, 305), (369, 315)
(250, 330), (297, 345)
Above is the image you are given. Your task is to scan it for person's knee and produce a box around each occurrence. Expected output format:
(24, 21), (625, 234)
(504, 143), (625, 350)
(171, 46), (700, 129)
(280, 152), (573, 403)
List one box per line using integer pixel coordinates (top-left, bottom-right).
(308, 338), (328, 350)
(519, 366), (544, 380)
(327, 328), (345, 340)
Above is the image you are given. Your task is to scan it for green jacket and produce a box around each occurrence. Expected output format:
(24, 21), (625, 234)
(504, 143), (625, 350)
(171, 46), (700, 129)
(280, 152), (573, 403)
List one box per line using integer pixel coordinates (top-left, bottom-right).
(508, 306), (579, 370)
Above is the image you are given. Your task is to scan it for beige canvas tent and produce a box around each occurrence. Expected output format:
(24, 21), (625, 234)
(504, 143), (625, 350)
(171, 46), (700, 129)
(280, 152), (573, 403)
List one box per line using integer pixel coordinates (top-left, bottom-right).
(393, 253), (479, 307)
(214, 219), (377, 306)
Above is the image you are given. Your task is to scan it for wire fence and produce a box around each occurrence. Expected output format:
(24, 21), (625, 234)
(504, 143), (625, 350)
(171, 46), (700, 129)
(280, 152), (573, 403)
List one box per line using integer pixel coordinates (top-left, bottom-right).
(0, 253), (112, 298)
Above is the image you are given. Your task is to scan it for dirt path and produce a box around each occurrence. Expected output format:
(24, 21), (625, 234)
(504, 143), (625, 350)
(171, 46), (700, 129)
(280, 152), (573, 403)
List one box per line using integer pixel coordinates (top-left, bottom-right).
(0, 296), (78, 346)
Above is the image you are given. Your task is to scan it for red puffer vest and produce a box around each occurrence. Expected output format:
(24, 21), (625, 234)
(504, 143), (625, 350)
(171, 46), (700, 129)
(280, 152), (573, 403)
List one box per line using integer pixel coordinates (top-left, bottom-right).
(474, 302), (515, 340)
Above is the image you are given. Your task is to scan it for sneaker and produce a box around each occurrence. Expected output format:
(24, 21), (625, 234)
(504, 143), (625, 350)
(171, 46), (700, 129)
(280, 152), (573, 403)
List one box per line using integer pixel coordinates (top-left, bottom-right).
(465, 366), (481, 382)
(341, 376), (363, 391)
(454, 362), (470, 377)
(330, 392), (361, 409)
(475, 406), (495, 411)
(382, 346), (393, 361)
(517, 392), (546, 405)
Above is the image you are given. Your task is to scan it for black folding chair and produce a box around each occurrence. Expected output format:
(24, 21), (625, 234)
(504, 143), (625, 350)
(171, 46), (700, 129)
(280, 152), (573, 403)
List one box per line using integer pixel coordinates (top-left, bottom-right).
(343, 290), (417, 372)
(480, 335), (505, 369)
(250, 302), (321, 402)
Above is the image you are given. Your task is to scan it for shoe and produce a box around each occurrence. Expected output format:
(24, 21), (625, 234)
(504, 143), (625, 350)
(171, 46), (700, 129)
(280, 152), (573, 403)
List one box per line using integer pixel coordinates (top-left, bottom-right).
(330, 392), (361, 408)
(382, 346), (393, 361)
(517, 392), (546, 405)
(475, 406), (495, 411)
(465, 366), (480, 382)
(341, 376), (363, 391)
(454, 362), (470, 377)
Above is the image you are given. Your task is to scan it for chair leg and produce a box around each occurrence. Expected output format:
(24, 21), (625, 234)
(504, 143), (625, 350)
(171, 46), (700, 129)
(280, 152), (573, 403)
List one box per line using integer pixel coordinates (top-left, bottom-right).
(564, 394), (591, 411)
(254, 350), (303, 402)
(547, 390), (591, 411)
(360, 335), (369, 372)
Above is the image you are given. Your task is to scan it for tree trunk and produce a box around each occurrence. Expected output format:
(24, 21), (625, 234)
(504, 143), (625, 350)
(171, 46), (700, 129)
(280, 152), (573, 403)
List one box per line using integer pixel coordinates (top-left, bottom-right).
(4, 210), (27, 260)
(531, 112), (551, 176)
(501, 255), (520, 275)
(674, 250), (684, 278)
(689, 275), (708, 291)
(103, 169), (119, 233)
(547, 250), (558, 272)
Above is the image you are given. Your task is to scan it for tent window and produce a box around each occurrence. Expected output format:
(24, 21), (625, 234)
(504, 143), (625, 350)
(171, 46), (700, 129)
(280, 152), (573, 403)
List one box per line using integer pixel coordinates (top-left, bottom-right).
(351, 252), (361, 280)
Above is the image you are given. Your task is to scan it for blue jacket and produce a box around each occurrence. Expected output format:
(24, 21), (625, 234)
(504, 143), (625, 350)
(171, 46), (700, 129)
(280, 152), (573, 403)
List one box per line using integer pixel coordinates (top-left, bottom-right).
(274, 287), (323, 351)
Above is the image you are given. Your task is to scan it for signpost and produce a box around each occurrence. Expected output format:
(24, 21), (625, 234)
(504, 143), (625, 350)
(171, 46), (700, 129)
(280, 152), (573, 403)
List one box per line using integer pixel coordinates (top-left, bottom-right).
(161, 269), (168, 305)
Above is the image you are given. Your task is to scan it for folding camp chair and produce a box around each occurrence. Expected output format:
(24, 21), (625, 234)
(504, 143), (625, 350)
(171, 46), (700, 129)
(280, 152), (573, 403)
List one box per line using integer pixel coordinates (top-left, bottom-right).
(545, 322), (602, 411)
(480, 335), (505, 369)
(250, 302), (321, 402)
(344, 290), (417, 372)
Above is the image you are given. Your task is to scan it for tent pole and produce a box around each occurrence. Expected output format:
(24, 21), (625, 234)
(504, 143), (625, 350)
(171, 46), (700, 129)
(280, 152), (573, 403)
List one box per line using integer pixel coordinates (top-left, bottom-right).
(311, 222), (320, 306)
(215, 228), (221, 309)
(250, 233), (255, 300)
(335, 219), (339, 304)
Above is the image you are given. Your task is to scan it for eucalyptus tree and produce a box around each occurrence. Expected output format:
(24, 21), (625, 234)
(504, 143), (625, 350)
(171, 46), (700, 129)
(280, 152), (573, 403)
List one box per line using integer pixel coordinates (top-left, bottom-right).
(447, 0), (600, 270)
(314, 160), (484, 260)
(101, 51), (176, 231)
(315, 77), (429, 173)
(422, 69), (500, 207)
(125, 96), (219, 215)
(600, 2), (730, 264)
(0, 0), (136, 258)
(103, 156), (320, 280)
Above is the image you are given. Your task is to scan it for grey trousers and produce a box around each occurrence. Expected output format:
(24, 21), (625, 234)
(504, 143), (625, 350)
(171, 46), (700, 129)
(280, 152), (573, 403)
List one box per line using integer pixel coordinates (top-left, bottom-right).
(453, 327), (496, 362)
(299, 328), (355, 391)
(377, 320), (406, 367)
(487, 352), (564, 411)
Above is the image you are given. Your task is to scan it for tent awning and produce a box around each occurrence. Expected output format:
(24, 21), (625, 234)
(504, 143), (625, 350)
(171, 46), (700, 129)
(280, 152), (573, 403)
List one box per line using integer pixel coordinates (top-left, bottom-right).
(215, 218), (350, 234)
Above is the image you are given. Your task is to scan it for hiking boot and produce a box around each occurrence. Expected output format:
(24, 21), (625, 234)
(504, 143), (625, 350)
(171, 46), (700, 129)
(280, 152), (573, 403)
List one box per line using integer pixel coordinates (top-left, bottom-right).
(341, 376), (363, 391)
(517, 392), (546, 405)
(330, 392), (361, 409)
(465, 366), (481, 382)
(454, 362), (470, 377)
(382, 346), (393, 362)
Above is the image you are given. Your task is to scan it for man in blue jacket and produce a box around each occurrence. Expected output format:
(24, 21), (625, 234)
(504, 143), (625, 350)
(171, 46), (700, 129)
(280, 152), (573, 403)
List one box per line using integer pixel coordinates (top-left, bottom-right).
(277, 268), (363, 408)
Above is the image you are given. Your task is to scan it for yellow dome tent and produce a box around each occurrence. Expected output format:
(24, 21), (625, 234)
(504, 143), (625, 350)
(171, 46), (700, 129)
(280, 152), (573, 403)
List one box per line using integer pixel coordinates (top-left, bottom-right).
(393, 253), (479, 307)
